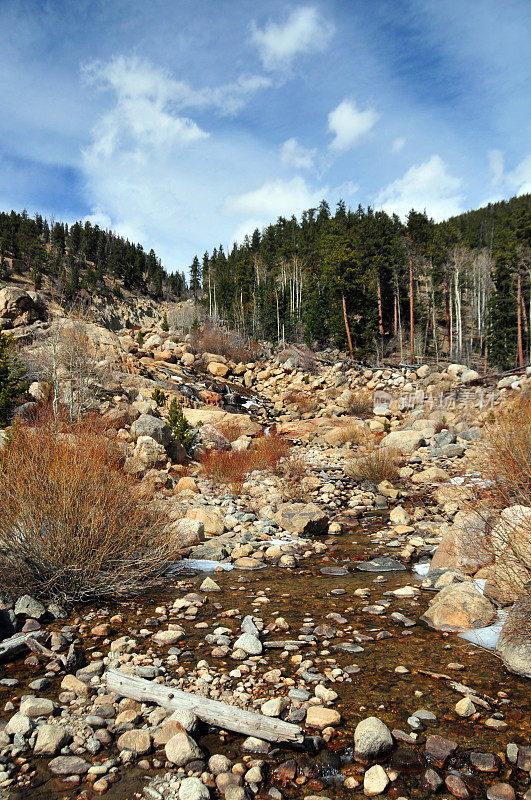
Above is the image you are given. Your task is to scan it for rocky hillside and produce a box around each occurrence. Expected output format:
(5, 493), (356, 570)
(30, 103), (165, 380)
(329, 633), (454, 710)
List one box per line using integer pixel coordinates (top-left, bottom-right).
(0, 293), (530, 800)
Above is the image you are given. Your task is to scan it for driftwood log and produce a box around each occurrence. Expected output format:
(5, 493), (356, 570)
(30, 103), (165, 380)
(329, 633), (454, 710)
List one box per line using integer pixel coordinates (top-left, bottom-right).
(106, 668), (304, 744)
(0, 630), (46, 661)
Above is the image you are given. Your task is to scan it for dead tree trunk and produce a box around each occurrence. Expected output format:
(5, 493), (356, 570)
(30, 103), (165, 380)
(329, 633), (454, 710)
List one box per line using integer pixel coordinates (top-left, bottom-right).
(106, 669), (303, 744)
(517, 270), (524, 368)
(342, 293), (354, 360)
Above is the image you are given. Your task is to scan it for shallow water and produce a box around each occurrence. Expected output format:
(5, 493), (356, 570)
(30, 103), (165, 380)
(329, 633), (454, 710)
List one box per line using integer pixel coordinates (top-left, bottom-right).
(2, 520), (530, 800)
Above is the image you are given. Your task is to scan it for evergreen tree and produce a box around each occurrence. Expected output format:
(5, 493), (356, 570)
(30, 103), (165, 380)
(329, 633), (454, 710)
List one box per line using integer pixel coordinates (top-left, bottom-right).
(0, 328), (28, 425)
(487, 231), (518, 368)
(190, 255), (201, 298)
(167, 399), (194, 451)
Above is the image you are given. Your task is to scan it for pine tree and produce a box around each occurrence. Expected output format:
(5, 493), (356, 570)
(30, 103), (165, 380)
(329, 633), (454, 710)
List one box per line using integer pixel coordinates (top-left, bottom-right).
(161, 312), (169, 332)
(190, 256), (201, 298)
(0, 328), (28, 425)
(167, 399), (194, 451)
(487, 231), (518, 368)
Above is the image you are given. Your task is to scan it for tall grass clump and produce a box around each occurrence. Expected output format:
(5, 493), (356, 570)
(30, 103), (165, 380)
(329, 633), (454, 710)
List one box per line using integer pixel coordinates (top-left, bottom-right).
(0, 410), (180, 605)
(468, 392), (531, 596)
(346, 441), (402, 484)
(200, 435), (290, 491)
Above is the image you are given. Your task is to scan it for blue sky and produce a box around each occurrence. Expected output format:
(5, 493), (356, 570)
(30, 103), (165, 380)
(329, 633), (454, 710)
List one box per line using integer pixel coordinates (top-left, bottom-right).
(1, 0), (530, 271)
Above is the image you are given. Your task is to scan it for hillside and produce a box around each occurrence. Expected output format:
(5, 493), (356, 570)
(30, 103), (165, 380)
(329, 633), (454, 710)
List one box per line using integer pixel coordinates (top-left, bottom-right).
(1, 194), (530, 368)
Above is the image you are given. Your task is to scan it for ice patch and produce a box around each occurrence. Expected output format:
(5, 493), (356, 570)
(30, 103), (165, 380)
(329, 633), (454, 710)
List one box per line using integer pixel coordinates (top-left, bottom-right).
(449, 474), (491, 488)
(458, 609), (508, 651)
(173, 559), (233, 572)
(473, 578), (487, 594)
(413, 561), (430, 577)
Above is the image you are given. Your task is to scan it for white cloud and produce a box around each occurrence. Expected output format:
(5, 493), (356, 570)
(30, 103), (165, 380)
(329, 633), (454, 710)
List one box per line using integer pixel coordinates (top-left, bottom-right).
(486, 150), (531, 196)
(251, 7), (333, 71)
(223, 176), (325, 219)
(392, 137), (406, 153)
(508, 153), (531, 195)
(80, 56), (277, 267)
(489, 149), (504, 185)
(375, 154), (464, 221)
(280, 137), (316, 170)
(328, 100), (379, 151)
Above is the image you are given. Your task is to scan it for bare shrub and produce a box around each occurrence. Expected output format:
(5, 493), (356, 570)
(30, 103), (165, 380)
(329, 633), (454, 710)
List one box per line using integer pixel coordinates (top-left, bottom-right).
(465, 393), (531, 597)
(277, 345), (317, 373)
(189, 322), (256, 363)
(278, 454), (310, 500)
(200, 435), (291, 491)
(215, 418), (249, 442)
(283, 389), (317, 413)
(0, 410), (180, 605)
(346, 441), (402, 484)
(345, 391), (373, 418)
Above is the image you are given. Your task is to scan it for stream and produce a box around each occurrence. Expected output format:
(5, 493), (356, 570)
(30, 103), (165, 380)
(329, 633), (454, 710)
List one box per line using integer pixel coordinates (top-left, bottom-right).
(2, 518), (529, 800)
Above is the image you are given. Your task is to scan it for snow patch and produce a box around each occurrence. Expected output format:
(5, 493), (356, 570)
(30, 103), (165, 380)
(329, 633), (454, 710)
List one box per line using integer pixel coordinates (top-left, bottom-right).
(174, 559), (233, 572)
(413, 561), (430, 577)
(458, 609), (508, 651)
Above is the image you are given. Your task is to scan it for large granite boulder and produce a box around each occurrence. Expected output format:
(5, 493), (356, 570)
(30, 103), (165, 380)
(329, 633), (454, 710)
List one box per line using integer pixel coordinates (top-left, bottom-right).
(275, 502), (329, 535)
(380, 430), (426, 455)
(421, 582), (497, 632)
(496, 594), (531, 678)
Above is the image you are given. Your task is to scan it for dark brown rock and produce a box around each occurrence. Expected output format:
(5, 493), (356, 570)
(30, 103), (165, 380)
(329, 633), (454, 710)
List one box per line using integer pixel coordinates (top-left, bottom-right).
(469, 752), (499, 772)
(445, 772), (470, 799)
(424, 734), (458, 768)
(486, 784), (516, 800)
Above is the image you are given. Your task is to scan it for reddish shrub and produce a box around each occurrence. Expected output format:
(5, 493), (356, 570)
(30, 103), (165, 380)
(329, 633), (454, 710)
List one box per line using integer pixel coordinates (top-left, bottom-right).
(0, 410), (180, 604)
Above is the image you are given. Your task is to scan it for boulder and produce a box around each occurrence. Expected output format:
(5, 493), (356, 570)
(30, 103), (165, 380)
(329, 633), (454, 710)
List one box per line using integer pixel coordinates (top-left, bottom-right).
(186, 507), (225, 536)
(0, 286), (45, 327)
(275, 503), (329, 535)
(165, 731), (203, 766)
(48, 756), (89, 776)
(19, 696), (55, 718)
(364, 764), (389, 796)
(14, 595), (46, 619)
(197, 424), (231, 452)
(207, 362), (229, 377)
(132, 435), (167, 469)
(354, 716), (393, 764)
(430, 512), (492, 575)
(179, 776), (210, 800)
(34, 723), (70, 755)
(117, 729), (152, 754)
(421, 582), (496, 632)
(306, 707), (341, 729)
(412, 467), (449, 485)
(496, 594), (531, 678)
(130, 414), (171, 447)
(380, 430), (425, 454)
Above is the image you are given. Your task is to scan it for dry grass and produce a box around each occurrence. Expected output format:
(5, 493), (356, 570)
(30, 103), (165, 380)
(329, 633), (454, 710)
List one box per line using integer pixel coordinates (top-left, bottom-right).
(277, 454), (310, 500)
(200, 435), (291, 491)
(344, 391), (373, 418)
(215, 418), (249, 442)
(283, 389), (317, 414)
(189, 323), (257, 363)
(0, 410), (180, 605)
(346, 440), (402, 484)
(466, 392), (531, 597)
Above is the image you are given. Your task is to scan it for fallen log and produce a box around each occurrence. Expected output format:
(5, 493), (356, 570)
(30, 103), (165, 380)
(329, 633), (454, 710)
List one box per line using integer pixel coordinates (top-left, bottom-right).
(0, 630), (46, 661)
(418, 669), (495, 708)
(263, 639), (310, 649)
(106, 668), (304, 744)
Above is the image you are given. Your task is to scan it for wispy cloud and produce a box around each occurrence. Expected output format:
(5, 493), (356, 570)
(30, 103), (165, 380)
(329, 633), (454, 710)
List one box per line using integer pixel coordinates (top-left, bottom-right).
(250, 7), (333, 71)
(223, 176), (326, 218)
(328, 100), (379, 151)
(280, 138), (316, 170)
(375, 154), (464, 221)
